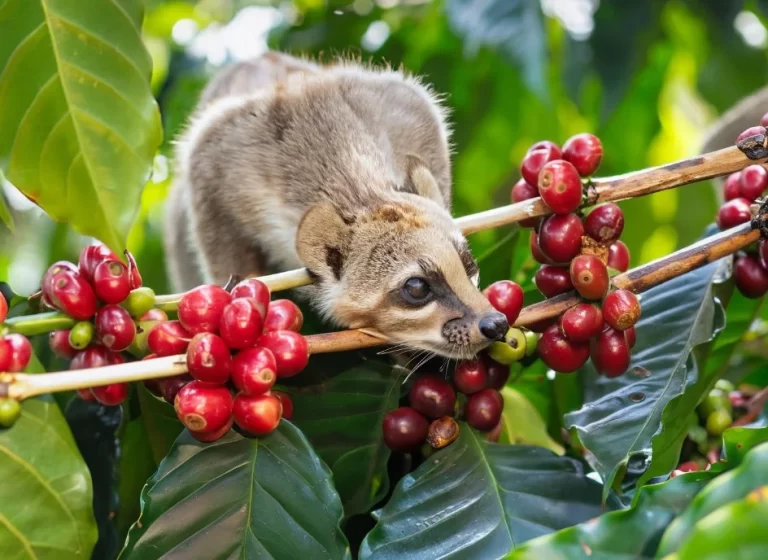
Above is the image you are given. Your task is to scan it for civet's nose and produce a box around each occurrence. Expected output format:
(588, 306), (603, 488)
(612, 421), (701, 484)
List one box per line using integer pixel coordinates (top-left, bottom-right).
(479, 312), (509, 341)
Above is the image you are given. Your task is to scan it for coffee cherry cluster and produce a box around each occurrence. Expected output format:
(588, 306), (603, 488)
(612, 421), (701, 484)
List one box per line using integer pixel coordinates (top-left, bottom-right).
(0, 296), (32, 426)
(513, 135), (639, 377)
(162, 280), (308, 442)
(41, 242), (151, 406)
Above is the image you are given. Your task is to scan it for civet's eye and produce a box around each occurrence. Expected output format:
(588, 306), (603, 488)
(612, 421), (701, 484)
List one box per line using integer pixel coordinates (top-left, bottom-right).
(401, 277), (431, 304)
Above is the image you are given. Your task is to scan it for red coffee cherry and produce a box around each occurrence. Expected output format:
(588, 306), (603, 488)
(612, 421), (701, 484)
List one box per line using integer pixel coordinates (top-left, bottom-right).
(520, 142), (562, 185)
(177, 285), (232, 335)
(91, 383), (129, 407)
(591, 327), (631, 378)
(273, 391), (294, 420)
(511, 179), (540, 228)
(483, 356), (510, 390)
(562, 133), (604, 177)
(95, 305), (136, 352)
(603, 289), (641, 330)
(736, 126), (765, 143)
(535, 265), (574, 298)
(717, 198), (752, 230)
(77, 388), (96, 402)
(41, 261), (78, 311)
(257, 331), (309, 378)
(0, 339), (11, 373)
(263, 299), (303, 333)
(232, 347), (277, 395)
(125, 250), (143, 290)
(739, 165), (768, 201)
(724, 173), (742, 201)
(230, 279), (271, 319)
(92, 260), (131, 304)
(175, 381), (234, 434)
(49, 330), (78, 360)
(0, 295), (7, 323)
(71, 346), (111, 370)
(607, 241), (631, 272)
(538, 323), (590, 373)
(624, 326), (637, 349)
(190, 417), (233, 443)
(46, 270), (98, 320)
(220, 298), (264, 349)
(570, 255), (610, 300)
(147, 321), (191, 357)
(484, 280), (524, 325)
(530, 231), (555, 265)
(734, 254), (768, 298)
(2, 334), (32, 372)
(159, 374), (193, 405)
(79, 243), (119, 282)
(107, 351), (125, 366)
(140, 308), (168, 322)
(464, 388), (503, 431)
(538, 214), (585, 263)
(453, 358), (488, 395)
(382, 407), (429, 452)
(233, 392), (282, 436)
(537, 160), (583, 214)
(186, 333), (232, 385)
(584, 203), (624, 244)
(560, 303), (603, 343)
(409, 375), (456, 418)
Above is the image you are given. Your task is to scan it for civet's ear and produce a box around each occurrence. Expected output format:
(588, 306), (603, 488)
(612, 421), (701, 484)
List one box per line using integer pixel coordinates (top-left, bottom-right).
(296, 202), (351, 282)
(404, 155), (445, 206)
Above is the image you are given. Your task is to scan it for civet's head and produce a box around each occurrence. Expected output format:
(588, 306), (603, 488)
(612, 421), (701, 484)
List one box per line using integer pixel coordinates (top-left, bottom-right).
(296, 172), (508, 359)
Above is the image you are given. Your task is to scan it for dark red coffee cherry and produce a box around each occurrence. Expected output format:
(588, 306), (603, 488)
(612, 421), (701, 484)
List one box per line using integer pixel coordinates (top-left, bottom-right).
(77, 388), (96, 402)
(538, 214), (585, 263)
(739, 165), (768, 201)
(535, 265), (573, 298)
(49, 330), (78, 360)
(45, 270), (97, 320)
(717, 197), (752, 230)
(160, 374), (193, 405)
(2, 334), (32, 372)
(92, 260), (131, 304)
(0, 340), (13, 373)
(125, 250), (142, 290)
(607, 241), (631, 272)
(560, 303), (603, 343)
(537, 160), (583, 214)
(530, 231), (555, 265)
(140, 308), (168, 322)
(591, 327), (631, 378)
(70, 346), (111, 370)
(484, 280), (524, 324)
(520, 142), (562, 185)
(273, 391), (294, 420)
(724, 172), (742, 201)
(625, 326), (637, 349)
(511, 179), (540, 228)
(256, 330), (309, 378)
(175, 381), (234, 434)
(538, 324), (590, 373)
(230, 278), (271, 319)
(734, 254), (768, 298)
(603, 289), (641, 330)
(95, 305), (136, 352)
(570, 255), (610, 300)
(0, 294), (7, 323)
(177, 285), (232, 335)
(106, 351), (125, 366)
(263, 299), (303, 332)
(232, 347), (277, 395)
(41, 261), (79, 311)
(91, 383), (129, 406)
(483, 355), (510, 390)
(147, 321), (191, 357)
(220, 298), (264, 349)
(233, 392), (282, 436)
(382, 407), (429, 452)
(584, 203), (624, 244)
(79, 243), (119, 282)
(409, 375), (456, 418)
(453, 358), (488, 395)
(562, 133), (603, 177)
(464, 388), (503, 431)
(186, 333), (232, 384)
(737, 126), (765, 143)
(190, 417), (233, 443)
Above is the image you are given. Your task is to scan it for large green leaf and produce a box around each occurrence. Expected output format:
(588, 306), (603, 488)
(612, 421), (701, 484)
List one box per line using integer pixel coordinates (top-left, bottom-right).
(359, 428), (610, 559)
(287, 360), (403, 517)
(565, 260), (725, 499)
(657, 441), (768, 556)
(117, 416), (156, 539)
(120, 421), (350, 559)
(0, 0), (162, 253)
(0, 397), (97, 559)
(0, 171), (14, 232)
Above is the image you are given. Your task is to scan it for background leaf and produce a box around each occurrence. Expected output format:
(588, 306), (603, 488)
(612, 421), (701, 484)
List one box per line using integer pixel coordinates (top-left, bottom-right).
(0, 397), (97, 559)
(360, 428), (611, 559)
(121, 421), (349, 560)
(0, 0), (162, 252)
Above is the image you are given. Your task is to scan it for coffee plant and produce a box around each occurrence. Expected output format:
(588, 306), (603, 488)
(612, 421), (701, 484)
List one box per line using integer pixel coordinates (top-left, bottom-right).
(3, 1), (768, 559)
